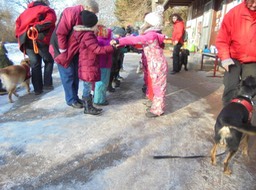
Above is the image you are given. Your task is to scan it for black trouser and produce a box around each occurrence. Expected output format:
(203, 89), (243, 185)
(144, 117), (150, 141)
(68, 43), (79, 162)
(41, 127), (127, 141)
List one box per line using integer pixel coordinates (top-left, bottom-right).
(172, 43), (182, 72)
(222, 59), (256, 106)
(26, 44), (54, 92)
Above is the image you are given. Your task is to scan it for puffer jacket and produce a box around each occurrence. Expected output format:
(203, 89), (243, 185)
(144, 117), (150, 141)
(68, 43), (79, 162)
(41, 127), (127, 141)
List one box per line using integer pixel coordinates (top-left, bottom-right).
(49, 5), (83, 63)
(216, 1), (256, 63)
(73, 26), (114, 82)
(118, 30), (166, 61)
(171, 20), (185, 44)
(15, 1), (56, 52)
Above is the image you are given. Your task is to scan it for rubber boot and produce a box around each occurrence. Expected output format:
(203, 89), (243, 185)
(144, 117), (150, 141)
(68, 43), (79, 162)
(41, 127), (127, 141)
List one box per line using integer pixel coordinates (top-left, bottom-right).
(83, 96), (102, 115)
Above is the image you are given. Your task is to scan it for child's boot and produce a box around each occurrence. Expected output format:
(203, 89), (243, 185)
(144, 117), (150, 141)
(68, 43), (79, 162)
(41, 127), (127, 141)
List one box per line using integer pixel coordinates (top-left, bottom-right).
(83, 96), (102, 115)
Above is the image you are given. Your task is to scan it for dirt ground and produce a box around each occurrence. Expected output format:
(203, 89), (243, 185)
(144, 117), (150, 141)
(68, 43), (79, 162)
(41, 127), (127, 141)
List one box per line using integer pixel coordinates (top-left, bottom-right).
(1, 52), (256, 190)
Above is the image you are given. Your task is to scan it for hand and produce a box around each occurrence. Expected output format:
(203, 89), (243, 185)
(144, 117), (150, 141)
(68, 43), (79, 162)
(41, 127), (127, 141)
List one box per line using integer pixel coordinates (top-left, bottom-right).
(221, 58), (235, 72)
(173, 41), (178, 46)
(110, 40), (117, 46)
(110, 40), (120, 47)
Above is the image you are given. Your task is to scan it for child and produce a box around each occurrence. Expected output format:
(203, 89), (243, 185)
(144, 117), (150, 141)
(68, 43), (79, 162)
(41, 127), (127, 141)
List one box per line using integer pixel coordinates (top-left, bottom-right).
(93, 25), (113, 105)
(111, 6), (168, 118)
(108, 26), (127, 92)
(74, 10), (114, 115)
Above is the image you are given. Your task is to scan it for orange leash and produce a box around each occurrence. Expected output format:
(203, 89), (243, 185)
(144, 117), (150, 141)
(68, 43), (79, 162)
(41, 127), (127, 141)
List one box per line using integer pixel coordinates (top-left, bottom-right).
(27, 27), (39, 54)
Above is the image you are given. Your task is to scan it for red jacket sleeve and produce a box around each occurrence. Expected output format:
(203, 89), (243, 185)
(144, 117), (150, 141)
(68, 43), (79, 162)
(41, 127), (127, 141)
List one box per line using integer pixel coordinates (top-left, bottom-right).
(215, 14), (232, 60)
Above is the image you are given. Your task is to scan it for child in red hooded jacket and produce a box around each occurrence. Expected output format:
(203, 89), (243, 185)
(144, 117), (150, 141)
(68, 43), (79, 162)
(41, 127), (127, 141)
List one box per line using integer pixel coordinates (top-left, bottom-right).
(73, 10), (114, 115)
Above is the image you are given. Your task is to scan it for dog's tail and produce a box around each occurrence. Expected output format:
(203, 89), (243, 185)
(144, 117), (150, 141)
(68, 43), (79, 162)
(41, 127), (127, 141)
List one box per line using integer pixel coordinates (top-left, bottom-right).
(221, 116), (256, 135)
(230, 124), (256, 135)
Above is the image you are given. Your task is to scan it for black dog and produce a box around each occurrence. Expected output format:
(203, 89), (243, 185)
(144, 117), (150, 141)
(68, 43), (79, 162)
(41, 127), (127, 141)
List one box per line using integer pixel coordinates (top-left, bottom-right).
(179, 49), (190, 71)
(211, 76), (256, 175)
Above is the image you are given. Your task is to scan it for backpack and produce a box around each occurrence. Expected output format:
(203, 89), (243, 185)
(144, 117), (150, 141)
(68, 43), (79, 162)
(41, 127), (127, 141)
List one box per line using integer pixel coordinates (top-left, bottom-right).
(182, 30), (188, 42)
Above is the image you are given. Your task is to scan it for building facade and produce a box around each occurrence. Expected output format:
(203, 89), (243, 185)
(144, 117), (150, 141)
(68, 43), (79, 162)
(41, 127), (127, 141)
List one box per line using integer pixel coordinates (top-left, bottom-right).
(186, 0), (242, 51)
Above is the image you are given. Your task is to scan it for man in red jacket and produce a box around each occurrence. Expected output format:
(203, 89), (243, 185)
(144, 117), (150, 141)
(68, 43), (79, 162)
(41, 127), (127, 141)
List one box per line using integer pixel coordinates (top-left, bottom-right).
(49, 0), (99, 109)
(216, 0), (256, 106)
(169, 13), (185, 75)
(15, 0), (56, 95)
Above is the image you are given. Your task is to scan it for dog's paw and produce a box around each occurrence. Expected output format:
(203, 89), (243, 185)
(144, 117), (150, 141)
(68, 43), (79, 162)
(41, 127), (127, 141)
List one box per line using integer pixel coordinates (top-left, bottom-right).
(224, 168), (232, 175)
(211, 160), (217, 166)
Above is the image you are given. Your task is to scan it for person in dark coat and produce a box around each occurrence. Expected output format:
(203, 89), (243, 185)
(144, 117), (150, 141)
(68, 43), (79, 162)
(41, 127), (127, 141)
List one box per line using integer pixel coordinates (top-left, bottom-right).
(15, 0), (57, 95)
(107, 26), (127, 92)
(0, 42), (13, 95)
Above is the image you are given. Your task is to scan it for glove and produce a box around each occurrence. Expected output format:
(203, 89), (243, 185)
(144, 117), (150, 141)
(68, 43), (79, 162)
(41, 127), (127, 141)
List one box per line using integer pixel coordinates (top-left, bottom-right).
(221, 58), (235, 72)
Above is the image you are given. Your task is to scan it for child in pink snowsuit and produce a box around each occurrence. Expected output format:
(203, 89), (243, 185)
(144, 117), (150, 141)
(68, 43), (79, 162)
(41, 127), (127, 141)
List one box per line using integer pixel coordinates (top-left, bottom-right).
(111, 6), (168, 118)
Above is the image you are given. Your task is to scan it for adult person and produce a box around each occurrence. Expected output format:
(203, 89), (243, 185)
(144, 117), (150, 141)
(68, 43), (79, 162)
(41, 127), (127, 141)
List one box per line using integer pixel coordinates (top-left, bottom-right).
(169, 13), (185, 75)
(15, 0), (57, 95)
(49, 0), (99, 109)
(0, 42), (13, 95)
(215, 0), (256, 106)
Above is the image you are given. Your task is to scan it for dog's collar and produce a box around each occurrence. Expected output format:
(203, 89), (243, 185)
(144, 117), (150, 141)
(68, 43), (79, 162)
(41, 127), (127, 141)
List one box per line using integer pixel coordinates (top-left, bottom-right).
(231, 97), (254, 113)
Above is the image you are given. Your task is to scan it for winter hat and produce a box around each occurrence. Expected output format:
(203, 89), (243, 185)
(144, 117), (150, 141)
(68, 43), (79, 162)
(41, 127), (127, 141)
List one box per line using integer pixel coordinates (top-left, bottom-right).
(33, 0), (50, 4)
(111, 26), (126, 37)
(144, 5), (164, 29)
(81, 10), (98, 28)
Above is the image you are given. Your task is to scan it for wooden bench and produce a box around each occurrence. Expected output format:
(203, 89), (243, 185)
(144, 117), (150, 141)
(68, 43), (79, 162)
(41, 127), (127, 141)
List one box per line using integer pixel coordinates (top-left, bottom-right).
(200, 52), (221, 77)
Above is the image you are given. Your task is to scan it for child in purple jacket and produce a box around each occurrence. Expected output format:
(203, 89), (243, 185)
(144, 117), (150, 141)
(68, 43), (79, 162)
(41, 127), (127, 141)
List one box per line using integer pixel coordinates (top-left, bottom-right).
(93, 25), (113, 105)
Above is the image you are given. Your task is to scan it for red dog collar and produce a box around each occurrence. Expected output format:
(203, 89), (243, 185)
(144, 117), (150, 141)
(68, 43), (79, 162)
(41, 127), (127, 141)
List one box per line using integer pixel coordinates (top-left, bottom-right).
(231, 98), (253, 121)
(23, 64), (31, 81)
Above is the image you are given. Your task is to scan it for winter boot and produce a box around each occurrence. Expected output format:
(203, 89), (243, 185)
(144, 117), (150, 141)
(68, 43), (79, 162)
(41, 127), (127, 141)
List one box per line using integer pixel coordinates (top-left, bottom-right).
(83, 96), (102, 115)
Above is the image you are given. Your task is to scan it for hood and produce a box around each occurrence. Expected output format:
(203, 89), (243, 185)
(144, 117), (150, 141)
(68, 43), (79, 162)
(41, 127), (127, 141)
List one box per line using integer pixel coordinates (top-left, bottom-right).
(73, 25), (96, 32)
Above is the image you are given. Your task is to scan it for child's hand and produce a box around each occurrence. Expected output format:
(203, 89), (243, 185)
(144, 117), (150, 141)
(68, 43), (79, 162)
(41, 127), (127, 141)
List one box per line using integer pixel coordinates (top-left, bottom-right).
(110, 40), (117, 46)
(110, 40), (120, 47)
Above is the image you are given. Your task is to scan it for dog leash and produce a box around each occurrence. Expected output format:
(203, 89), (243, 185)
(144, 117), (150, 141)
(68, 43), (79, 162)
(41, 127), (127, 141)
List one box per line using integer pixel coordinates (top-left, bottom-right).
(27, 27), (39, 54)
(153, 151), (226, 159)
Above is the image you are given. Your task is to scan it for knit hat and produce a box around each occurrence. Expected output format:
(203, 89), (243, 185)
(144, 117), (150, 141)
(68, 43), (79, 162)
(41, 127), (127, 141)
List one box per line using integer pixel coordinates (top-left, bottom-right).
(33, 0), (50, 4)
(144, 5), (164, 29)
(81, 10), (98, 28)
(111, 26), (126, 37)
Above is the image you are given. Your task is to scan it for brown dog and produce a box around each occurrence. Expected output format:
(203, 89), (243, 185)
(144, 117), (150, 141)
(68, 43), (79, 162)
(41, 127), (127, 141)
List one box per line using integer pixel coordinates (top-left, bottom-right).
(0, 58), (31, 103)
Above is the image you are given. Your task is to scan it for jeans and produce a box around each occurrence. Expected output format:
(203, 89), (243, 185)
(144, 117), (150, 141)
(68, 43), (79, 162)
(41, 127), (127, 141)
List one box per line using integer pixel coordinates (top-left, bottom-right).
(57, 55), (80, 105)
(82, 81), (93, 99)
(172, 43), (182, 72)
(26, 45), (54, 92)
